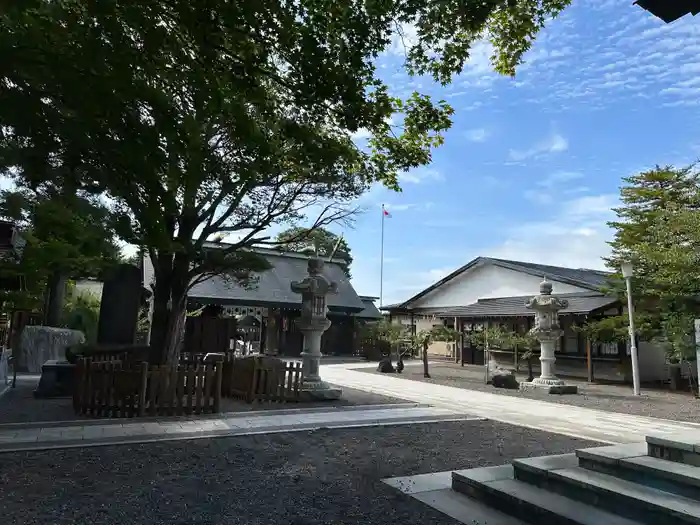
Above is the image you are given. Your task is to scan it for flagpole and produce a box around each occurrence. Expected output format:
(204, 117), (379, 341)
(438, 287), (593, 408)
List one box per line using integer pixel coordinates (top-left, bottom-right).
(380, 204), (385, 308)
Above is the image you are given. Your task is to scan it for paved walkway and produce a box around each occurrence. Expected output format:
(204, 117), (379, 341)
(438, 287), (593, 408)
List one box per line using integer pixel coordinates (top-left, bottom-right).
(0, 404), (479, 453)
(321, 363), (700, 444)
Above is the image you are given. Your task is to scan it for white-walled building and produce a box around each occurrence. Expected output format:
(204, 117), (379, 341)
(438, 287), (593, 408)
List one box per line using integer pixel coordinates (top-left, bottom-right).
(385, 257), (668, 383)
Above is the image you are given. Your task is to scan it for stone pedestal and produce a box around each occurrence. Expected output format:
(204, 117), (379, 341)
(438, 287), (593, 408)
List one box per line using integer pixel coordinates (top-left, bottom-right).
(298, 324), (341, 401)
(34, 360), (76, 398)
(291, 258), (342, 401)
(519, 279), (577, 395)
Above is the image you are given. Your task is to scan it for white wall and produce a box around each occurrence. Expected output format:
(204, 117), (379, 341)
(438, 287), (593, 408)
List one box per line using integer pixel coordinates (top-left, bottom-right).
(411, 262), (589, 308)
(142, 254), (155, 292)
(73, 280), (104, 301)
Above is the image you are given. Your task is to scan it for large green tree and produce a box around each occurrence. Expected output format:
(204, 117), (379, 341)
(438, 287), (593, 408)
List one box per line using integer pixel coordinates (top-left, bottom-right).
(0, 0), (570, 363)
(588, 164), (700, 361)
(0, 186), (121, 325)
(276, 227), (353, 278)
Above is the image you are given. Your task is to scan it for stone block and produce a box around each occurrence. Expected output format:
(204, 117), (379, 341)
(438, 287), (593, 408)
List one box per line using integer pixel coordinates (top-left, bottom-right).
(18, 326), (85, 373)
(491, 368), (519, 389)
(377, 357), (395, 373)
(519, 381), (578, 395)
(33, 360), (76, 398)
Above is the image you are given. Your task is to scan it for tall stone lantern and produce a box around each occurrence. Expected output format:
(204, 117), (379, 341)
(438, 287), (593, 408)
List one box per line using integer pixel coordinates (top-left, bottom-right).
(520, 279), (578, 394)
(290, 258), (342, 400)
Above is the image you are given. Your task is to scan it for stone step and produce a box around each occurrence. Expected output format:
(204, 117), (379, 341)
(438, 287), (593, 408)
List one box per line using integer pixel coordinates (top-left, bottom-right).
(513, 454), (700, 525)
(451, 464), (639, 525)
(577, 442), (700, 501)
(647, 432), (700, 467)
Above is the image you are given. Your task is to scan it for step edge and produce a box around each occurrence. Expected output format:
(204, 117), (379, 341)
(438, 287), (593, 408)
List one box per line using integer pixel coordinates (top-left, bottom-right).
(549, 466), (700, 518)
(647, 434), (700, 453)
(456, 473), (640, 525)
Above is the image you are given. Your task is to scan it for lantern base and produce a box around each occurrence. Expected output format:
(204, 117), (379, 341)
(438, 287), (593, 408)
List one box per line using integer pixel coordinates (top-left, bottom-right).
(520, 380), (578, 395)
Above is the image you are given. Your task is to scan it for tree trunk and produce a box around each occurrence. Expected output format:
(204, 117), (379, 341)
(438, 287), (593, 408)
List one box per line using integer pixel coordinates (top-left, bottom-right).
(148, 253), (189, 365)
(422, 341), (430, 378)
(43, 271), (66, 327)
(527, 356), (534, 382)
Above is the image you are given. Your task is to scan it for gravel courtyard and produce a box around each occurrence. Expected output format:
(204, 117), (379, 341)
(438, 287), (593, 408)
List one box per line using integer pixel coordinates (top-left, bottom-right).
(356, 361), (700, 423)
(0, 420), (596, 525)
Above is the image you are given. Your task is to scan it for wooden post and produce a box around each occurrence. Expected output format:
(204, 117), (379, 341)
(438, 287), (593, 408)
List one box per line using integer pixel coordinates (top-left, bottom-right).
(138, 362), (148, 416)
(454, 317), (459, 363)
(586, 338), (594, 383)
(459, 319), (465, 367)
(214, 362), (223, 413)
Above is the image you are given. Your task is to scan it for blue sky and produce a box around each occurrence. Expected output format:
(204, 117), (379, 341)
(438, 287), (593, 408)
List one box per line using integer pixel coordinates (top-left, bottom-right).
(342, 0), (700, 306)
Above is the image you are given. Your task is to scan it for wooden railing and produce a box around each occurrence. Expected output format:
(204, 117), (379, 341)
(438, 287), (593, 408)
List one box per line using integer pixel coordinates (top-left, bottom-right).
(222, 355), (302, 404)
(73, 359), (222, 418)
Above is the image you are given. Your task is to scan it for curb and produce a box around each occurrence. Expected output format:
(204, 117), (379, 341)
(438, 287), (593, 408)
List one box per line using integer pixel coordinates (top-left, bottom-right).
(0, 414), (485, 454)
(0, 402), (425, 431)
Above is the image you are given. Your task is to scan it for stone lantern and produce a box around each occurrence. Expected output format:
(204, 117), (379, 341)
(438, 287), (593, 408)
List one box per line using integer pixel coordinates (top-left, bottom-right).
(290, 258), (342, 400)
(520, 279), (578, 394)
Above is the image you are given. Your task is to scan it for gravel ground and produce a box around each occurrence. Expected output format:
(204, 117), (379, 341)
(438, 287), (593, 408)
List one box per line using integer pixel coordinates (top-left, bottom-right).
(0, 420), (597, 525)
(0, 376), (412, 425)
(356, 362), (700, 423)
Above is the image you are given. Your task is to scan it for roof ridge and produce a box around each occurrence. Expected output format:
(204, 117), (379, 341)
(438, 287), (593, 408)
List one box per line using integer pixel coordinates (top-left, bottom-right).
(487, 257), (610, 275)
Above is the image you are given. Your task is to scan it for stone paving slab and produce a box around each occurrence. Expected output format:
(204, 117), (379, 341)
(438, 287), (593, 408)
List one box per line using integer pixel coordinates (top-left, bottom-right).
(321, 365), (700, 444)
(0, 405), (482, 453)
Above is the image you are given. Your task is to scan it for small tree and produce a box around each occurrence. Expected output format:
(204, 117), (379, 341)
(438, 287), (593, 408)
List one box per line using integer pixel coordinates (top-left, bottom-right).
(363, 319), (405, 370)
(276, 227), (353, 278)
(413, 325), (460, 378)
(511, 332), (539, 382)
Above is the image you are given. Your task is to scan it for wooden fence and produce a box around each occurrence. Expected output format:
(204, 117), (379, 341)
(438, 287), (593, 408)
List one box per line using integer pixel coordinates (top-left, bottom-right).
(222, 356), (302, 404)
(73, 359), (222, 418)
(184, 316), (238, 355)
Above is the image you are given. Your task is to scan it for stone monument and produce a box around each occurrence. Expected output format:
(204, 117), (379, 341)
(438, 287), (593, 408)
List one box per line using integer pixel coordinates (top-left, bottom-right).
(290, 258), (341, 400)
(97, 263), (143, 345)
(519, 279), (577, 394)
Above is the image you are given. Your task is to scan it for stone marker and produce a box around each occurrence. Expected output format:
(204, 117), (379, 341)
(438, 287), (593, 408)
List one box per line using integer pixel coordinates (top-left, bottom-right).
(19, 326), (85, 374)
(519, 279), (577, 394)
(97, 263), (142, 345)
(290, 258), (341, 401)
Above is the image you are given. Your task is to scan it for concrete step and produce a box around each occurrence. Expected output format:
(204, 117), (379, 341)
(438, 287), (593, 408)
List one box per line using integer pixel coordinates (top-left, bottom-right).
(513, 454), (700, 525)
(647, 432), (700, 467)
(577, 442), (700, 501)
(451, 463), (639, 525)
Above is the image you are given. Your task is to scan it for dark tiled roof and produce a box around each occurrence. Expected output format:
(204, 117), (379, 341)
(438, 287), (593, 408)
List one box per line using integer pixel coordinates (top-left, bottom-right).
(189, 250), (365, 313)
(356, 297), (382, 319)
(488, 258), (611, 289)
(412, 292), (619, 318)
(398, 256), (612, 309)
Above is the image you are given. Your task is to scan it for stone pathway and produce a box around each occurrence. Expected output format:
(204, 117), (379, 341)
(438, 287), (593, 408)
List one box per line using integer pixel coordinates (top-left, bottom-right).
(0, 403), (479, 453)
(321, 363), (700, 444)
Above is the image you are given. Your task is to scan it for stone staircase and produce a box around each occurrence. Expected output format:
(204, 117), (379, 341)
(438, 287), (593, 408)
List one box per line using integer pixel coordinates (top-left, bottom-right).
(451, 432), (700, 524)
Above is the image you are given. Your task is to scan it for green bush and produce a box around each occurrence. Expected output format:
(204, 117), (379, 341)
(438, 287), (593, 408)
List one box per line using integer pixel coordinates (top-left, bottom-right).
(61, 292), (101, 343)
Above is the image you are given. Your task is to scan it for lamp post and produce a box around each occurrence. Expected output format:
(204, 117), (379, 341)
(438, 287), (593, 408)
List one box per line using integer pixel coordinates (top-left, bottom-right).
(621, 261), (641, 396)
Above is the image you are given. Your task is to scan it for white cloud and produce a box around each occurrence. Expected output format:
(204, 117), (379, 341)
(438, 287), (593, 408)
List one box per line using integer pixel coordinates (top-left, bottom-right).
(465, 128), (490, 142)
(538, 171), (583, 188)
(486, 193), (619, 270)
(399, 167), (444, 184)
(509, 132), (568, 161)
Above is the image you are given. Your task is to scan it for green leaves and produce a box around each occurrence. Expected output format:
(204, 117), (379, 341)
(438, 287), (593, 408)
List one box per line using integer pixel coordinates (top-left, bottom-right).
(1, 1), (568, 360)
(605, 163), (700, 346)
(275, 226), (353, 278)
